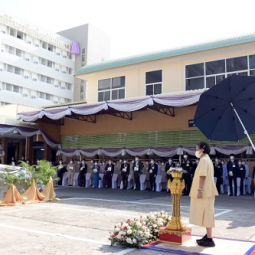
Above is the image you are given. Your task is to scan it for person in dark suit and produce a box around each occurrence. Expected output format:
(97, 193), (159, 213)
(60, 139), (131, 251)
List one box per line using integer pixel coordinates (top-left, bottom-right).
(105, 159), (114, 188)
(237, 160), (245, 195)
(213, 158), (223, 194)
(165, 158), (175, 183)
(78, 159), (87, 187)
(227, 154), (238, 196)
(181, 155), (193, 195)
(148, 159), (158, 192)
(121, 159), (130, 189)
(133, 157), (143, 190)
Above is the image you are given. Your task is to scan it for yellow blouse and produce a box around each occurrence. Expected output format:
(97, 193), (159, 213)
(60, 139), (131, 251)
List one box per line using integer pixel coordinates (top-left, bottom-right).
(190, 154), (218, 198)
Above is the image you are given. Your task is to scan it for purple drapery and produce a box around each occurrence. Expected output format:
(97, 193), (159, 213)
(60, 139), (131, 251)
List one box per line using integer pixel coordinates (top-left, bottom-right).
(0, 124), (60, 148)
(71, 41), (80, 55)
(17, 91), (204, 122)
(56, 145), (253, 157)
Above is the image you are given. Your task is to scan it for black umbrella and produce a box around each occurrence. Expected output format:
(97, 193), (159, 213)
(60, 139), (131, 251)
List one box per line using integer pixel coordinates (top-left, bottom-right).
(194, 75), (255, 151)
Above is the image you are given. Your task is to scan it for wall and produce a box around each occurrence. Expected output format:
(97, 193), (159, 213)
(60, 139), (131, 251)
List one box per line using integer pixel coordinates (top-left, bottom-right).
(61, 105), (197, 136)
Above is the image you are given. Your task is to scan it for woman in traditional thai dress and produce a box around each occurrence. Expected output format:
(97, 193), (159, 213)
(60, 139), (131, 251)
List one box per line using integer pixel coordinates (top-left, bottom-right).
(189, 142), (218, 247)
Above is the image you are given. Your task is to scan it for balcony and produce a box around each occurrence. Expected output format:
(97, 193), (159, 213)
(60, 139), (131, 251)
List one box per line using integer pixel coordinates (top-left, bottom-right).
(0, 33), (74, 69)
(0, 50), (74, 84)
(0, 71), (73, 99)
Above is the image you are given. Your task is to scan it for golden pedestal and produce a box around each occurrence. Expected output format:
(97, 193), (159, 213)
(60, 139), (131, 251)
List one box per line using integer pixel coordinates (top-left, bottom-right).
(159, 171), (191, 244)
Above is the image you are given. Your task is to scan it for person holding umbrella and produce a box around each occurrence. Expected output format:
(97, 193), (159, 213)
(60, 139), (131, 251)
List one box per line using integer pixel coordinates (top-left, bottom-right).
(190, 142), (218, 247)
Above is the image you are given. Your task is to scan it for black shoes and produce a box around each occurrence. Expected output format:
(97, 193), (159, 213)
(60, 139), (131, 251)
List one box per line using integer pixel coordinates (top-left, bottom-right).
(196, 235), (215, 247)
(198, 238), (215, 247)
(196, 234), (207, 244)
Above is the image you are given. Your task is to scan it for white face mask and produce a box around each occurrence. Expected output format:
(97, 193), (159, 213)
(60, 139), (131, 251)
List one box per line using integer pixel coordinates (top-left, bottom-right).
(59, 161), (62, 164)
(168, 160), (172, 163)
(195, 151), (202, 158)
(82, 161), (85, 164)
(215, 159), (219, 162)
(184, 155), (187, 159)
(124, 160), (127, 163)
(135, 158), (138, 161)
(230, 157), (234, 161)
(151, 161), (154, 164)
(70, 161), (73, 164)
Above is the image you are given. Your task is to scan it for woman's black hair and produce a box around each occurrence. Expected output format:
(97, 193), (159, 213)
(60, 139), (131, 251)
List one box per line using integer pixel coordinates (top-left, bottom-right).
(197, 142), (210, 154)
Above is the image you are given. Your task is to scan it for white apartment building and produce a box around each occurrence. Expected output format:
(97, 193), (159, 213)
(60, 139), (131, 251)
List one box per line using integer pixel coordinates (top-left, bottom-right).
(0, 13), (75, 107)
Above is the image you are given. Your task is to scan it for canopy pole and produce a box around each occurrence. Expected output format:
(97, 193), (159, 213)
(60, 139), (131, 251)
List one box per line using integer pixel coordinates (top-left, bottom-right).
(25, 137), (28, 160)
(231, 103), (255, 152)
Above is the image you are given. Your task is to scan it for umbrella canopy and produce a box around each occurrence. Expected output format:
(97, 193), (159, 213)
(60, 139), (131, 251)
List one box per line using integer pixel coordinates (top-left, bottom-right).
(194, 75), (255, 142)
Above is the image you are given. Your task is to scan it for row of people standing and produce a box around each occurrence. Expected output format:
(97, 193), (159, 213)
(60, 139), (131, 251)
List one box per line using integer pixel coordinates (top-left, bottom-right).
(56, 156), (250, 194)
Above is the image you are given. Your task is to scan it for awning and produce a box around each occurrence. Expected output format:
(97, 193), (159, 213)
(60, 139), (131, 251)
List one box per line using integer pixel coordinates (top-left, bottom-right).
(56, 145), (253, 157)
(0, 124), (60, 148)
(17, 90), (204, 123)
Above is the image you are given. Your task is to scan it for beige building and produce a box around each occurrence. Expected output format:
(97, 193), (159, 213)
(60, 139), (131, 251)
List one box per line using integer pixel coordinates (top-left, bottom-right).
(76, 33), (255, 104)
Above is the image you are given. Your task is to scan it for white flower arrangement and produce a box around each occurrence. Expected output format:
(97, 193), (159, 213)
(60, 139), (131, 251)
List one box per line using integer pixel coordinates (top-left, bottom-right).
(167, 167), (187, 175)
(109, 218), (151, 248)
(109, 211), (170, 248)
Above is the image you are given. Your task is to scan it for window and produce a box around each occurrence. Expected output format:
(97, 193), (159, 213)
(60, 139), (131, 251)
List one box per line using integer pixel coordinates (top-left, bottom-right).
(186, 64), (204, 78)
(13, 85), (19, 93)
(17, 31), (23, 40)
(16, 49), (22, 57)
(82, 48), (86, 62)
(47, 60), (53, 68)
(65, 83), (72, 90)
(185, 55), (253, 90)
(39, 92), (45, 99)
(46, 94), (52, 100)
(98, 76), (125, 102)
(46, 77), (52, 84)
(227, 56), (247, 72)
(14, 67), (21, 75)
(48, 44), (53, 52)
(145, 70), (162, 96)
(6, 84), (12, 91)
(186, 77), (204, 90)
(206, 60), (225, 75)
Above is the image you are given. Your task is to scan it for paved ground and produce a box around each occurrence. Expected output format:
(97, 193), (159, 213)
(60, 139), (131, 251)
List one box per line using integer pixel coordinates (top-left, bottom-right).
(0, 187), (255, 255)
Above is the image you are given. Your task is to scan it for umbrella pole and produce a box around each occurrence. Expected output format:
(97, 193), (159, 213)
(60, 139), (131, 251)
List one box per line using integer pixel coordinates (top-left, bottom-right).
(231, 103), (255, 152)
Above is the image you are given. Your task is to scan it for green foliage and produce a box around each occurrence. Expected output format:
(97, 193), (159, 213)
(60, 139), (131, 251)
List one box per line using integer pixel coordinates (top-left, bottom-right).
(0, 168), (19, 187)
(33, 160), (59, 185)
(19, 160), (59, 186)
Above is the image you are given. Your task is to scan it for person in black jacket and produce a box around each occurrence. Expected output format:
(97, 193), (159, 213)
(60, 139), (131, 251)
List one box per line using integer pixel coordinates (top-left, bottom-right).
(181, 154), (193, 195)
(213, 157), (223, 194)
(148, 159), (158, 192)
(121, 159), (130, 189)
(78, 159), (87, 187)
(227, 154), (238, 196)
(105, 159), (114, 188)
(133, 156), (143, 190)
(237, 160), (245, 195)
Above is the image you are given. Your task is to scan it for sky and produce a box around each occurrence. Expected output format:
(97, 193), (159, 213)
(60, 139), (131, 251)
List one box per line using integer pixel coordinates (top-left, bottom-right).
(1, 0), (255, 59)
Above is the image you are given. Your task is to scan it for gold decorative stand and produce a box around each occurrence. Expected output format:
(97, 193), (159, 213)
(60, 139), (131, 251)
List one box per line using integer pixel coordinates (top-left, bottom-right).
(159, 171), (191, 244)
